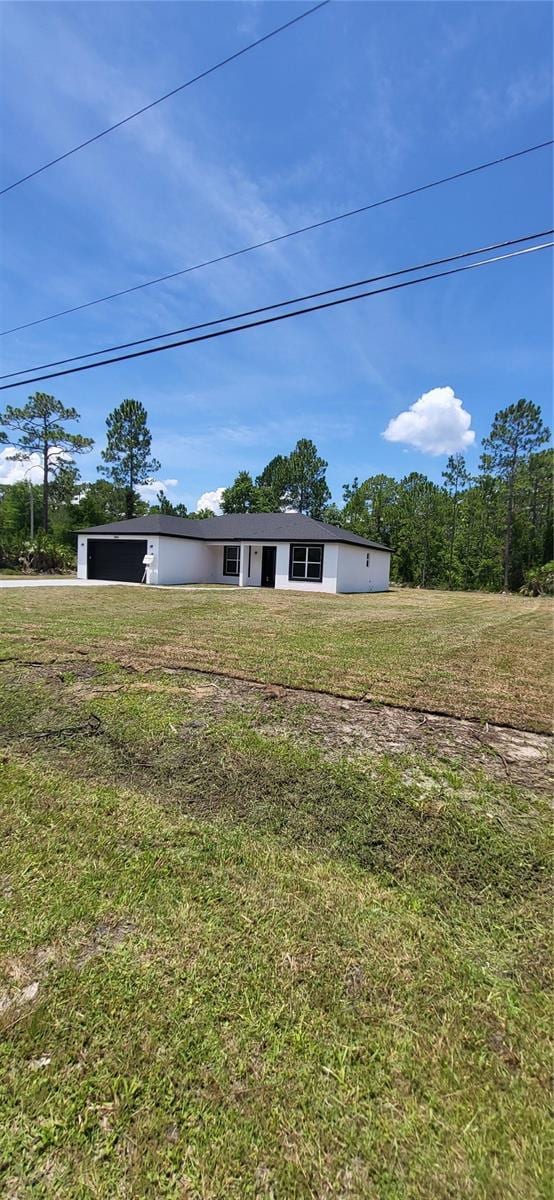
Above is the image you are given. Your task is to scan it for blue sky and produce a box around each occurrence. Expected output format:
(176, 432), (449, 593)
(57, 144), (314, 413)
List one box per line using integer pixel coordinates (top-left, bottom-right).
(1, 0), (552, 511)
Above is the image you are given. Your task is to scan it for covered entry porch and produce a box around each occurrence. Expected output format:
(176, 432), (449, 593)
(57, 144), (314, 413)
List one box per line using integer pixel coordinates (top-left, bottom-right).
(216, 542), (277, 588)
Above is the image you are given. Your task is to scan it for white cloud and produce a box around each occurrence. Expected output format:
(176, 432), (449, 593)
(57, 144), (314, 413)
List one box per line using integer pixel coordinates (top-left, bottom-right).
(0, 447), (72, 484)
(382, 387), (475, 456)
(196, 487), (225, 514)
(138, 478), (178, 498)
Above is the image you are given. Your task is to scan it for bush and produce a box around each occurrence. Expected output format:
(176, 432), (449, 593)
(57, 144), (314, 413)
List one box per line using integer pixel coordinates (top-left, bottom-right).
(3, 534), (76, 574)
(519, 561), (554, 596)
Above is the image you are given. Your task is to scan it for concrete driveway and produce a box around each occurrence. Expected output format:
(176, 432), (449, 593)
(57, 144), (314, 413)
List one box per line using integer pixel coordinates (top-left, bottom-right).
(0, 577), (232, 590)
(0, 577), (123, 588)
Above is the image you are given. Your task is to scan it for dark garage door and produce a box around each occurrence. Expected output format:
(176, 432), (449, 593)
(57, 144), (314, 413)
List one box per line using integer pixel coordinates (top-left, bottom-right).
(87, 539), (147, 583)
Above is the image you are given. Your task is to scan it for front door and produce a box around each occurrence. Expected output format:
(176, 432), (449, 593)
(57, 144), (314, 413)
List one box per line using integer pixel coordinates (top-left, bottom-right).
(261, 546), (276, 588)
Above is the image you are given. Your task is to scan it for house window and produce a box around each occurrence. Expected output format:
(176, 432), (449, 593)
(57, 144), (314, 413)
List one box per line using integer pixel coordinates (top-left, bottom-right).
(289, 544), (324, 583)
(223, 545), (240, 576)
(366, 552), (370, 567)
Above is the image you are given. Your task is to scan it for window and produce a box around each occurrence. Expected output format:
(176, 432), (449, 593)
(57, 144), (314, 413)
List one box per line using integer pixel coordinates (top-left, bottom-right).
(366, 552), (370, 567)
(289, 544), (324, 583)
(223, 545), (240, 576)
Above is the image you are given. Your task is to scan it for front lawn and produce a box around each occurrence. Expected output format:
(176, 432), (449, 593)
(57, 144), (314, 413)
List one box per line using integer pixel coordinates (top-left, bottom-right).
(0, 588), (551, 1196)
(0, 584), (551, 730)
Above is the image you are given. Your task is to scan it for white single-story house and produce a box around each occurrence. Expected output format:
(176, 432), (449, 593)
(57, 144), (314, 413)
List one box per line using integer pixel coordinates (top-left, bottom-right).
(77, 513), (392, 593)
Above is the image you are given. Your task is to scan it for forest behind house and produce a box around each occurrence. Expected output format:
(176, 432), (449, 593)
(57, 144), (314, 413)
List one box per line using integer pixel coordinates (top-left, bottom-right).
(0, 395), (551, 593)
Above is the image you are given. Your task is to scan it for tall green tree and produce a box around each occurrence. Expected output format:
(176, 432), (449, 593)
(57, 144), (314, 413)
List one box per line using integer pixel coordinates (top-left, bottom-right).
(481, 399), (550, 589)
(220, 470), (277, 513)
(73, 481), (142, 528)
(341, 477), (366, 532)
(342, 475), (397, 542)
(392, 473), (446, 587)
(518, 449), (554, 572)
(285, 439), (331, 517)
(49, 463), (82, 508)
(0, 393), (93, 532)
(255, 454), (289, 508)
(457, 466), (503, 592)
(223, 441), (331, 518)
(98, 399), (160, 519)
(0, 480), (41, 543)
(442, 454), (470, 588)
(320, 502), (344, 526)
(222, 471), (266, 514)
(150, 490), (189, 517)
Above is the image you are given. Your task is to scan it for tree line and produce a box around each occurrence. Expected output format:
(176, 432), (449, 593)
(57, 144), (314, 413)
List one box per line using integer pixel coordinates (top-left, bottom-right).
(218, 401), (552, 593)
(0, 392), (551, 592)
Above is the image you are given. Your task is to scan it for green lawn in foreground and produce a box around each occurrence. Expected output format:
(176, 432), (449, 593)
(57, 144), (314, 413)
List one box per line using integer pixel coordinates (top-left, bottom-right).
(0, 655), (551, 1199)
(0, 585), (552, 730)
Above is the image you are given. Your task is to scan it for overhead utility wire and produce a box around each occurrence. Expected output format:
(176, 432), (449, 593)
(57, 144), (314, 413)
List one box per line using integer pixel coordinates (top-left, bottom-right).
(1, 242), (550, 392)
(2, 138), (552, 337)
(0, 1), (329, 198)
(3, 230), (551, 380)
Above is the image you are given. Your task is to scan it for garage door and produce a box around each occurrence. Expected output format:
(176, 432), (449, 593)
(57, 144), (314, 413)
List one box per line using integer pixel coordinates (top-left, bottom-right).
(87, 539), (147, 582)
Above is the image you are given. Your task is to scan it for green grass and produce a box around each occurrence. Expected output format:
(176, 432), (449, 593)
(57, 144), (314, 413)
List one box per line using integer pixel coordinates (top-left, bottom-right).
(0, 649), (552, 1199)
(0, 584), (552, 730)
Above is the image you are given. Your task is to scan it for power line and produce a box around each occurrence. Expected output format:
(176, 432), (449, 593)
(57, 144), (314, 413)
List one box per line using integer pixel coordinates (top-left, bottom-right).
(1, 242), (550, 392)
(2, 138), (552, 337)
(0, 1), (330, 198)
(3, 231), (551, 380)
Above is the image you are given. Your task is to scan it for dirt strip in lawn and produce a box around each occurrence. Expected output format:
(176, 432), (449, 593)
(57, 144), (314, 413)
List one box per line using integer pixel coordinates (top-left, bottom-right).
(1, 657), (551, 795)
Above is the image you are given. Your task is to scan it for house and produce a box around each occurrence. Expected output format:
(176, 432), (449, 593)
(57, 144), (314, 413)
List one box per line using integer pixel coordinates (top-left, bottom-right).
(77, 513), (392, 593)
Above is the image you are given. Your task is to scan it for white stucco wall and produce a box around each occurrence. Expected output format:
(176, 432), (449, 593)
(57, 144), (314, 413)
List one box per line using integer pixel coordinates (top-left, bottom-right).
(243, 543), (263, 587)
(155, 536), (218, 585)
(78, 533), (390, 592)
(274, 542), (339, 593)
(77, 536), (87, 579)
(336, 544), (391, 592)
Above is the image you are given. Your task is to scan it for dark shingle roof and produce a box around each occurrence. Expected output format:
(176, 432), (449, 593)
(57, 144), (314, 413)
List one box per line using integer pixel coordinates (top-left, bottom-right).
(80, 512), (391, 551)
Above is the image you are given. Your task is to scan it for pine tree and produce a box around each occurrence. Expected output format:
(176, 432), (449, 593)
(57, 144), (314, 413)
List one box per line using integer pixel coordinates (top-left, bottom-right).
(285, 439), (331, 517)
(391, 474), (446, 587)
(442, 454), (470, 588)
(221, 471), (277, 513)
(481, 399), (550, 589)
(340, 476), (397, 543)
(524, 449), (553, 570)
(98, 399), (160, 519)
(255, 455), (289, 508)
(151, 490), (188, 517)
(74, 481), (129, 527)
(224, 441), (331, 518)
(0, 392), (93, 533)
